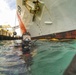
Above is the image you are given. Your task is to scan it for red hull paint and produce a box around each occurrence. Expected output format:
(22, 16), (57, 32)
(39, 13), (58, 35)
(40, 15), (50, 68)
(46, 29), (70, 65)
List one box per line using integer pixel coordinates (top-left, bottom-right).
(17, 12), (26, 34)
(32, 30), (76, 39)
(55, 30), (76, 39)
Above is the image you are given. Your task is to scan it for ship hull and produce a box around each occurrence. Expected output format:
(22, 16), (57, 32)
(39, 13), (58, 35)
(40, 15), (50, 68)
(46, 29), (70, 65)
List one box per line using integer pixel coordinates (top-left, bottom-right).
(16, 0), (76, 39)
(32, 30), (76, 39)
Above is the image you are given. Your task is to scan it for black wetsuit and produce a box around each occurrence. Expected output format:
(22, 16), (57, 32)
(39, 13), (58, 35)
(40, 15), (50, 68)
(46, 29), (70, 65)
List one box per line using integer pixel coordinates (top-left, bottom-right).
(22, 40), (31, 54)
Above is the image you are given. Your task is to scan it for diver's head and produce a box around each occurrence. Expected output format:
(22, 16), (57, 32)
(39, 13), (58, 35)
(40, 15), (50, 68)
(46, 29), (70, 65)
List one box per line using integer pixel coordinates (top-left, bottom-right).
(22, 32), (31, 41)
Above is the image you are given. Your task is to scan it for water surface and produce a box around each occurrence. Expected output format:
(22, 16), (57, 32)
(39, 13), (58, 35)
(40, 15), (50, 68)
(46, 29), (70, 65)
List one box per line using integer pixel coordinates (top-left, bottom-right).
(31, 40), (76, 75)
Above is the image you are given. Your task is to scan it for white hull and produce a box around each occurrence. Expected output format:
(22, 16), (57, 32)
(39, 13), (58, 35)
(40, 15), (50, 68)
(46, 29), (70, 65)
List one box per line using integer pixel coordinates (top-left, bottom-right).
(16, 0), (76, 38)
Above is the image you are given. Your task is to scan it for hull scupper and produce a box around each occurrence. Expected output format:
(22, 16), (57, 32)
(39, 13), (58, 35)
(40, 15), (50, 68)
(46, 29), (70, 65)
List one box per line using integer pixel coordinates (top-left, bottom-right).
(16, 0), (76, 39)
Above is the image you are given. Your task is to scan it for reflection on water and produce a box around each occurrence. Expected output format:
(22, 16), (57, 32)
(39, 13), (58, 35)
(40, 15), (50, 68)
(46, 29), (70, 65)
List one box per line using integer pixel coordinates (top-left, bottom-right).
(0, 40), (27, 75)
(31, 40), (76, 75)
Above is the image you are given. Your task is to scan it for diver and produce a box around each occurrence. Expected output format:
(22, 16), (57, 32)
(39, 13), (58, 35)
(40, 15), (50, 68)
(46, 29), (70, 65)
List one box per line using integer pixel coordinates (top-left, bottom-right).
(21, 32), (33, 69)
(21, 32), (32, 66)
(22, 32), (31, 54)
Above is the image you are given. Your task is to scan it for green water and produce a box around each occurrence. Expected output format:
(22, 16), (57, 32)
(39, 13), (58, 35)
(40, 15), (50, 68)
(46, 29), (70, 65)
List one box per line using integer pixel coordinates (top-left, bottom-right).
(31, 40), (76, 75)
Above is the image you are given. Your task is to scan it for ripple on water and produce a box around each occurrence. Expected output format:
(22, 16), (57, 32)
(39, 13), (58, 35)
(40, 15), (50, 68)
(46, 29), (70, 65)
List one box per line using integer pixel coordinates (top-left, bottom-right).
(0, 40), (27, 75)
(31, 40), (76, 75)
